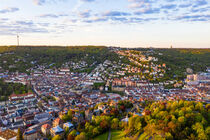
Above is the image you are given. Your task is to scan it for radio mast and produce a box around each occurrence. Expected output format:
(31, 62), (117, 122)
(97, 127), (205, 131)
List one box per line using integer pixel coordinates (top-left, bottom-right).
(17, 34), (19, 46)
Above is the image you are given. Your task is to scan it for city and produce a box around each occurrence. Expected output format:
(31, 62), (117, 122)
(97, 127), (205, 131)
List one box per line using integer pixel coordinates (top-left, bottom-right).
(0, 47), (209, 140)
(0, 0), (210, 139)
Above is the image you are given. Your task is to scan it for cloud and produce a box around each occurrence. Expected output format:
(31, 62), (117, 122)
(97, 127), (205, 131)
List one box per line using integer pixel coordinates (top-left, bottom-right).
(179, 3), (192, 8)
(78, 10), (91, 18)
(39, 13), (68, 18)
(0, 18), (9, 21)
(191, 6), (210, 13)
(103, 11), (131, 17)
(83, 17), (108, 23)
(81, 0), (95, 2)
(193, 0), (208, 7)
(15, 21), (34, 26)
(33, 0), (67, 5)
(161, 4), (177, 9)
(128, 0), (154, 9)
(173, 14), (210, 21)
(128, 17), (158, 23)
(135, 8), (160, 15)
(0, 7), (19, 14)
(33, 0), (46, 5)
(111, 17), (128, 22)
(0, 20), (49, 35)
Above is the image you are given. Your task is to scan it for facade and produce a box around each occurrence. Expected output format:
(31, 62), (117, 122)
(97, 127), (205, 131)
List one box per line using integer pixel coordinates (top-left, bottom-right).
(50, 126), (64, 137)
(53, 118), (63, 128)
(41, 124), (51, 136)
(9, 93), (36, 103)
(23, 129), (38, 140)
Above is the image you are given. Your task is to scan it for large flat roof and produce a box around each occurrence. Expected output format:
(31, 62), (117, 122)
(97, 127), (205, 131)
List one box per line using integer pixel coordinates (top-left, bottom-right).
(0, 129), (17, 140)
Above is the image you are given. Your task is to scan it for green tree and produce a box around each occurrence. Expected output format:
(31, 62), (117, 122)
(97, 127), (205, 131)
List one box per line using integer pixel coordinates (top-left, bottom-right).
(75, 132), (87, 140)
(111, 118), (119, 129)
(16, 128), (23, 140)
(68, 110), (73, 120)
(52, 135), (62, 140)
(92, 127), (100, 136)
(70, 129), (77, 137)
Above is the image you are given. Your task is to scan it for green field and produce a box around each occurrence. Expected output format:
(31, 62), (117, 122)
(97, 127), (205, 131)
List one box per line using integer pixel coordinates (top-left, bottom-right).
(111, 130), (127, 140)
(93, 131), (109, 140)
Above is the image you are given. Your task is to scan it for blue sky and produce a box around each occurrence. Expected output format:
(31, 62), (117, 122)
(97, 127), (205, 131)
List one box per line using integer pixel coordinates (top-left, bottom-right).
(0, 0), (210, 48)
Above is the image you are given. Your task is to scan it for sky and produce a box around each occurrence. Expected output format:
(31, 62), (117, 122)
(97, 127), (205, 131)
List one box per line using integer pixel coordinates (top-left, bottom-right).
(0, 0), (210, 48)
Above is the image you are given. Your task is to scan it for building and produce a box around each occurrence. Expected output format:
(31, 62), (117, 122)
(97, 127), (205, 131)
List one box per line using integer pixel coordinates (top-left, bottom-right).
(23, 129), (38, 140)
(53, 118), (63, 128)
(9, 93), (36, 103)
(50, 126), (64, 137)
(0, 129), (17, 140)
(41, 124), (51, 136)
(34, 113), (52, 123)
(85, 110), (93, 121)
(63, 122), (74, 130)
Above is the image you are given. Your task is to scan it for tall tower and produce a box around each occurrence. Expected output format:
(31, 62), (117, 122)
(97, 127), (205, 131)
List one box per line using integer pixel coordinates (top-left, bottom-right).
(17, 34), (19, 46)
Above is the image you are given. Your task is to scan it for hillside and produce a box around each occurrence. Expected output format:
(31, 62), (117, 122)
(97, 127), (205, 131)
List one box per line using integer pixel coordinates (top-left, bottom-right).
(134, 48), (210, 81)
(0, 46), (120, 73)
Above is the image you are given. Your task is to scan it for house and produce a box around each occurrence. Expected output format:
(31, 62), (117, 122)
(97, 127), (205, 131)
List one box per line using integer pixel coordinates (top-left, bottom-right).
(41, 124), (51, 136)
(34, 112), (52, 123)
(53, 118), (63, 128)
(9, 93), (36, 103)
(103, 108), (110, 114)
(63, 122), (74, 130)
(23, 113), (34, 125)
(85, 110), (93, 121)
(23, 129), (38, 140)
(0, 129), (17, 140)
(98, 105), (106, 111)
(50, 126), (64, 137)
(142, 109), (151, 116)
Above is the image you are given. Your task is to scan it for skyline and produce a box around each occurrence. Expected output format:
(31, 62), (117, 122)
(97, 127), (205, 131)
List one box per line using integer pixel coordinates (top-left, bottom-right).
(0, 0), (210, 48)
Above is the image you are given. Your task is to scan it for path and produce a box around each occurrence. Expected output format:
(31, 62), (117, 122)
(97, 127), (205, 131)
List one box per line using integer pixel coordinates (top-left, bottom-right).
(108, 129), (111, 140)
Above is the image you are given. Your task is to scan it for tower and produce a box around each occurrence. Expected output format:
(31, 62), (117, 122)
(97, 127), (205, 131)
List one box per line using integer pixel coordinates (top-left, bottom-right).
(17, 34), (19, 46)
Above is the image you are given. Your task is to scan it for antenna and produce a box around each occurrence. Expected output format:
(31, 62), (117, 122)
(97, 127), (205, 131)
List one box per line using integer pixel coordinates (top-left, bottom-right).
(17, 34), (19, 46)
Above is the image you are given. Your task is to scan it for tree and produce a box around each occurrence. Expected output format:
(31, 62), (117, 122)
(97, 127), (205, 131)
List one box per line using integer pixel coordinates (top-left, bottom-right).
(75, 132), (87, 140)
(16, 128), (23, 140)
(111, 118), (119, 129)
(100, 119), (109, 130)
(92, 127), (100, 136)
(68, 110), (73, 120)
(70, 129), (77, 137)
(61, 114), (71, 122)
(67, 134), (75, 140)
(52, 135), (62, 140)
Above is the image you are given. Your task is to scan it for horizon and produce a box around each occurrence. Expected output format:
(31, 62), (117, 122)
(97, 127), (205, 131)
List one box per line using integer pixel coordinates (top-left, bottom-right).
(1, 45), (210, 49)
(0, 0), (210, 48)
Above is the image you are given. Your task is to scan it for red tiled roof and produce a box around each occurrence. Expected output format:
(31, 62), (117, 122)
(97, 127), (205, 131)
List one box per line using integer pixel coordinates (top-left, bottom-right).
(42, 124), (51, 129)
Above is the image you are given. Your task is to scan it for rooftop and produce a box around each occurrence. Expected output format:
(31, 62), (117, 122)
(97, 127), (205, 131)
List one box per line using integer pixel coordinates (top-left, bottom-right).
(0, 129), (17, 140)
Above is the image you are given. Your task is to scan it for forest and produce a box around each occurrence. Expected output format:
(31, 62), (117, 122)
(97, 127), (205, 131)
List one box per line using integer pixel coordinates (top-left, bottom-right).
(0, 46), (121, 73)
(56, 100), (210, 140)
(151, 48), (210, 80)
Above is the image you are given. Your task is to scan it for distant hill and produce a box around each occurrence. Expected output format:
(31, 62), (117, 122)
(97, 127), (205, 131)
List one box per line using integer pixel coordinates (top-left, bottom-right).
(135, 48), (210, 80)
(0, 46), (120, 73)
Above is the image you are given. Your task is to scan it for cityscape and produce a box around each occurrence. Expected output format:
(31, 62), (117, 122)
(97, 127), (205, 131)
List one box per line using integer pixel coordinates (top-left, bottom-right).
(0, 0), (210, 140)
(0, 46), (209, 140)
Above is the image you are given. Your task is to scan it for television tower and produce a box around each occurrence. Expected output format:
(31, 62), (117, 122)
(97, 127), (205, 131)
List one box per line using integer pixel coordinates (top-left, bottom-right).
(17, 34), (19, 46)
